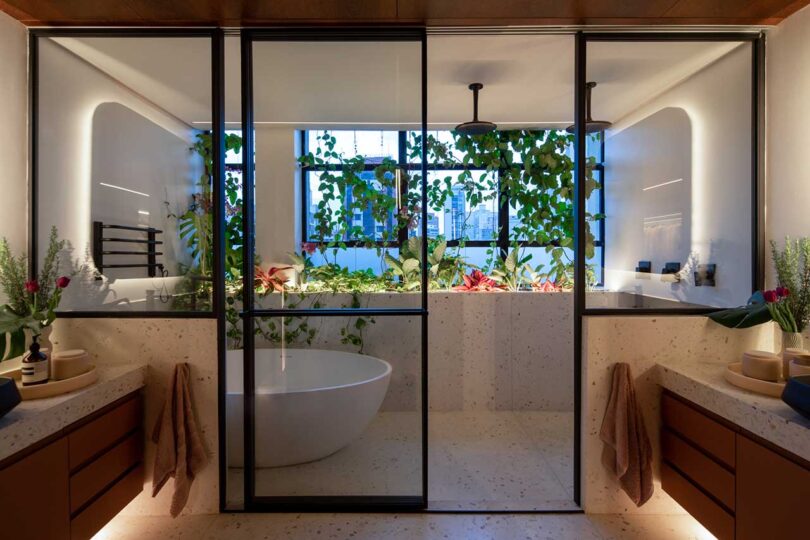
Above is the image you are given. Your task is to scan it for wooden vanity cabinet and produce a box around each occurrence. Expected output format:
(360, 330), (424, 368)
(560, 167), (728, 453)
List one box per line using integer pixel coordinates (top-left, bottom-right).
(661, 390), (810, 540)
(736, 433), (810, 540)
(0, 391), (144, 540)
(0, 437), (70, 540)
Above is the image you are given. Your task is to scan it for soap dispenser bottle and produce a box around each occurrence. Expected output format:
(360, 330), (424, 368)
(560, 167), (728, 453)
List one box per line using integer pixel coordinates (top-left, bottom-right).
(21, 340), (49, 385)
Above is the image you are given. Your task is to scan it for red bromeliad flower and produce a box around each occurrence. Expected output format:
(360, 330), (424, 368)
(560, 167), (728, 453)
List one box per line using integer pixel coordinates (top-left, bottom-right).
(255, 265), (292, 294)
(56, 276), (71, 289)
(25, 280), (40, 294)
(452, 270), (505, 292)
(532, 279), (561, 293)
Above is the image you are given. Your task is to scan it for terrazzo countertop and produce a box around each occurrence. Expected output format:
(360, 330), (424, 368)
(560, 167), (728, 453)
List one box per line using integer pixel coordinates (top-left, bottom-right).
(0, 363), (146, 462)
(657, 358), (810, 462)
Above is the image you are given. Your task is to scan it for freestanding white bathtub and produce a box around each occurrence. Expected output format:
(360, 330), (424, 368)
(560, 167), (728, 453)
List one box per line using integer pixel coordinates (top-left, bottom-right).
(226, 348), (391, 468)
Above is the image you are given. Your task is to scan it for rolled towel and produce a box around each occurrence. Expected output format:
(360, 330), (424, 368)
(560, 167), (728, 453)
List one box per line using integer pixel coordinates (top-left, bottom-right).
(151, 363), (208, 517)
(599, 362), (654, 506)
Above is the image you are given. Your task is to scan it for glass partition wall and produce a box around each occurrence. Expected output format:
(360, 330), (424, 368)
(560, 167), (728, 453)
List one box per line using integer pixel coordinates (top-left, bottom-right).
(582, 35), (760, 312)
(32, 31), (220, 315)
(28, 28), (761, 514)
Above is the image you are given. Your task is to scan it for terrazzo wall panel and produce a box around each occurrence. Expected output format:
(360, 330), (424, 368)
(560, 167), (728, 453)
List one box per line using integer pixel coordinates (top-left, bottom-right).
(581, 316), (774, 514)
(50, 318), (219, 516)
(250, 292), (575, 412)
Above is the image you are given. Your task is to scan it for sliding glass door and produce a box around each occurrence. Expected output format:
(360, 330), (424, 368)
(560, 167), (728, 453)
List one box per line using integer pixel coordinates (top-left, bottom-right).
(238, 28), (427, 511)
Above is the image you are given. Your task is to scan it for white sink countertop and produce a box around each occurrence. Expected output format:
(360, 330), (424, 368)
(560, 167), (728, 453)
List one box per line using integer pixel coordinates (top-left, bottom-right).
(0, 363), (146, 462)
(657, 358), (810, 462)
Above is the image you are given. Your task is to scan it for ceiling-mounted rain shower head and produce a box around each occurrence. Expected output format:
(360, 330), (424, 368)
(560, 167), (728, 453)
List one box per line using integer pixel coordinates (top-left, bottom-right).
(456, 83), (497, 135)
(566, 81), (612, 134)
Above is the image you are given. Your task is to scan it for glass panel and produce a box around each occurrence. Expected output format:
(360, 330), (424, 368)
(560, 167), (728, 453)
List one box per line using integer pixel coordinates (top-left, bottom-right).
(252, 40), (422, 308)
(243, 315), (422, 498)
(35, 36), (213, 312)
(586, 40), (753, 309)
(426, 33), (576, 511)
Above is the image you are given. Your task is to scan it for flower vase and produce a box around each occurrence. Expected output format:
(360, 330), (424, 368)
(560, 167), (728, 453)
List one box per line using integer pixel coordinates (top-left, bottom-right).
(782, 331), (803, 352)
(38, 325), (54, 357)
(782, 331), (804, 379)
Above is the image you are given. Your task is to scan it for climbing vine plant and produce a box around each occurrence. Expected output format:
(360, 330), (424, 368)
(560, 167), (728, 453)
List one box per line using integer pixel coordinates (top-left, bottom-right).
(172, 128), (603, 350)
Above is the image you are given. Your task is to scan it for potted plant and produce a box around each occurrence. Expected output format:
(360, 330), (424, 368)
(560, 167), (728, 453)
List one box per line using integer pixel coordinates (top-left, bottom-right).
(770, 237), (810, 349)
(0, 227), (71, 369)
(709, 237), (810, 351)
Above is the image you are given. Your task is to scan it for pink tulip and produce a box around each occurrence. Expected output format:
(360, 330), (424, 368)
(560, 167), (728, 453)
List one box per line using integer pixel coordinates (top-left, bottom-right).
(764, 290), (778, 303)
(25, 280), (39, 294)
(56, 276), (71, 289)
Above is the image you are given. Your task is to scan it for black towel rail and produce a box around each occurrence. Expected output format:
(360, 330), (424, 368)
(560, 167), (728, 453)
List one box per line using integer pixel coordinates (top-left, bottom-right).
(93, 221), (165, 277)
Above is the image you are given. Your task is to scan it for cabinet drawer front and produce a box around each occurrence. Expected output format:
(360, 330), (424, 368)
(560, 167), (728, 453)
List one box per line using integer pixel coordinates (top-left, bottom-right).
(70, 463), (143, 540)
(661, 463), (734, 540)
(662, 428), (735, 510)
(69, 394), (141, 471)
(0, 438), (70, 540)
(661, 393), (735, 468)
(70, 431), (143, 514)
(736, 434), (810, 540)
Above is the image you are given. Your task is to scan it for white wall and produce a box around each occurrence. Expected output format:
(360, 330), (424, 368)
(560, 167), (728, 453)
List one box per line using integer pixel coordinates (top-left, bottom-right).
(604, 44), (753, 308)
(0, 12), (27, 304)
(254, 126), (301, 265)
(766, 5), (810, 293)
(37, 38), (204, 311)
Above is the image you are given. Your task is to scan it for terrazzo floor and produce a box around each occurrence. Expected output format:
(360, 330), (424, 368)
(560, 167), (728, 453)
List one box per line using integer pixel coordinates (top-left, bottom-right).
(97, 512), (715, 540)
(227, 410), (575, 511)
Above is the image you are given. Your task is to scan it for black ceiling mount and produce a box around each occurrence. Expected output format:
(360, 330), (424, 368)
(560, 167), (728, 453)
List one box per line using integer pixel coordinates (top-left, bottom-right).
(456, 82), (497, 135)
(567, 81), (612, 134)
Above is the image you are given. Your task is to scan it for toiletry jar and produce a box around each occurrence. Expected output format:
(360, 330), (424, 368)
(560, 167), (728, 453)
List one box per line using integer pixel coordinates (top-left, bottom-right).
(742, 350), (782, 381)
(51, 349), (91, 381)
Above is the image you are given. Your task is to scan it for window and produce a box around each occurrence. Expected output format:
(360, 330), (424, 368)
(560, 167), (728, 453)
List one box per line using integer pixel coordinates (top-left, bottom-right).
(301, 129), (605, 283)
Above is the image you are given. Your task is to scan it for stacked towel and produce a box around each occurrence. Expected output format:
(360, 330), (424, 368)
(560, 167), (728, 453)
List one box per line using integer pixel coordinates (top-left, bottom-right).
(152, 363), (208, 517)
(599, 362), (654, 506)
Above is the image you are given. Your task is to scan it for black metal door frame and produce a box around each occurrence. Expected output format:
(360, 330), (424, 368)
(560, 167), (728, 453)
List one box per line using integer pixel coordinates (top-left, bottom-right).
(28, 28), (225, 319)
(572, 30), (765, 506)
(239, 27), (429, 512)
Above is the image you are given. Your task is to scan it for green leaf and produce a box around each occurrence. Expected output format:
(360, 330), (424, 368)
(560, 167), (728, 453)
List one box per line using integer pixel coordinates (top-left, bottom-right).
(6, 328), (26, 361)
(707, 293), (771, 329)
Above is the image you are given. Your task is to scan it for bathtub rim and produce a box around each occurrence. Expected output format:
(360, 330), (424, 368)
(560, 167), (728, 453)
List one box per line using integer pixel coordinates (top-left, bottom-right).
(226, 347), (392, 396)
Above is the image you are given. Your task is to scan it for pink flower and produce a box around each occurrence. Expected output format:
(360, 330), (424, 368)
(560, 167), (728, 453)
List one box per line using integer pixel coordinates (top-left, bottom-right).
(56, 276), (71, 289)
(777, 286), (789, 298)
(25, 280), (39, 294)
(301, 242), (318, 255)
(764, 289), (778, 303)
(452, 270), (505, 292)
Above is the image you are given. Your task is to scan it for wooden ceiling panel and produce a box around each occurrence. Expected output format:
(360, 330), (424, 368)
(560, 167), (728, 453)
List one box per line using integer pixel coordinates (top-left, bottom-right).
(398, 0), (679, 21)
(1, 0), (808, 26)
(0, 0), (143, 25)
(242, 0), (398, 22)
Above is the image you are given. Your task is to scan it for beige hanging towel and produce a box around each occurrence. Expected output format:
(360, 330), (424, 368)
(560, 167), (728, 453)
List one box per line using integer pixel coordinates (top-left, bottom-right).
(599, 362), (654, 506)
(152, 363), (209, 517)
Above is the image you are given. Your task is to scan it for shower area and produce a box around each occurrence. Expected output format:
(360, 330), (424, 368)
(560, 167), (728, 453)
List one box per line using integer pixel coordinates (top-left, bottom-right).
(224, 29), (580, 512)
(222, 29), (758, 512)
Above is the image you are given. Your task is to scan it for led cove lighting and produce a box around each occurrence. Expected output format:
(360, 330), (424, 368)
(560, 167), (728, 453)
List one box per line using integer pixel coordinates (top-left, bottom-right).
(99, 182), (150, 197)
(138, 210), (150, 216)
(642, 178), (683, 192)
